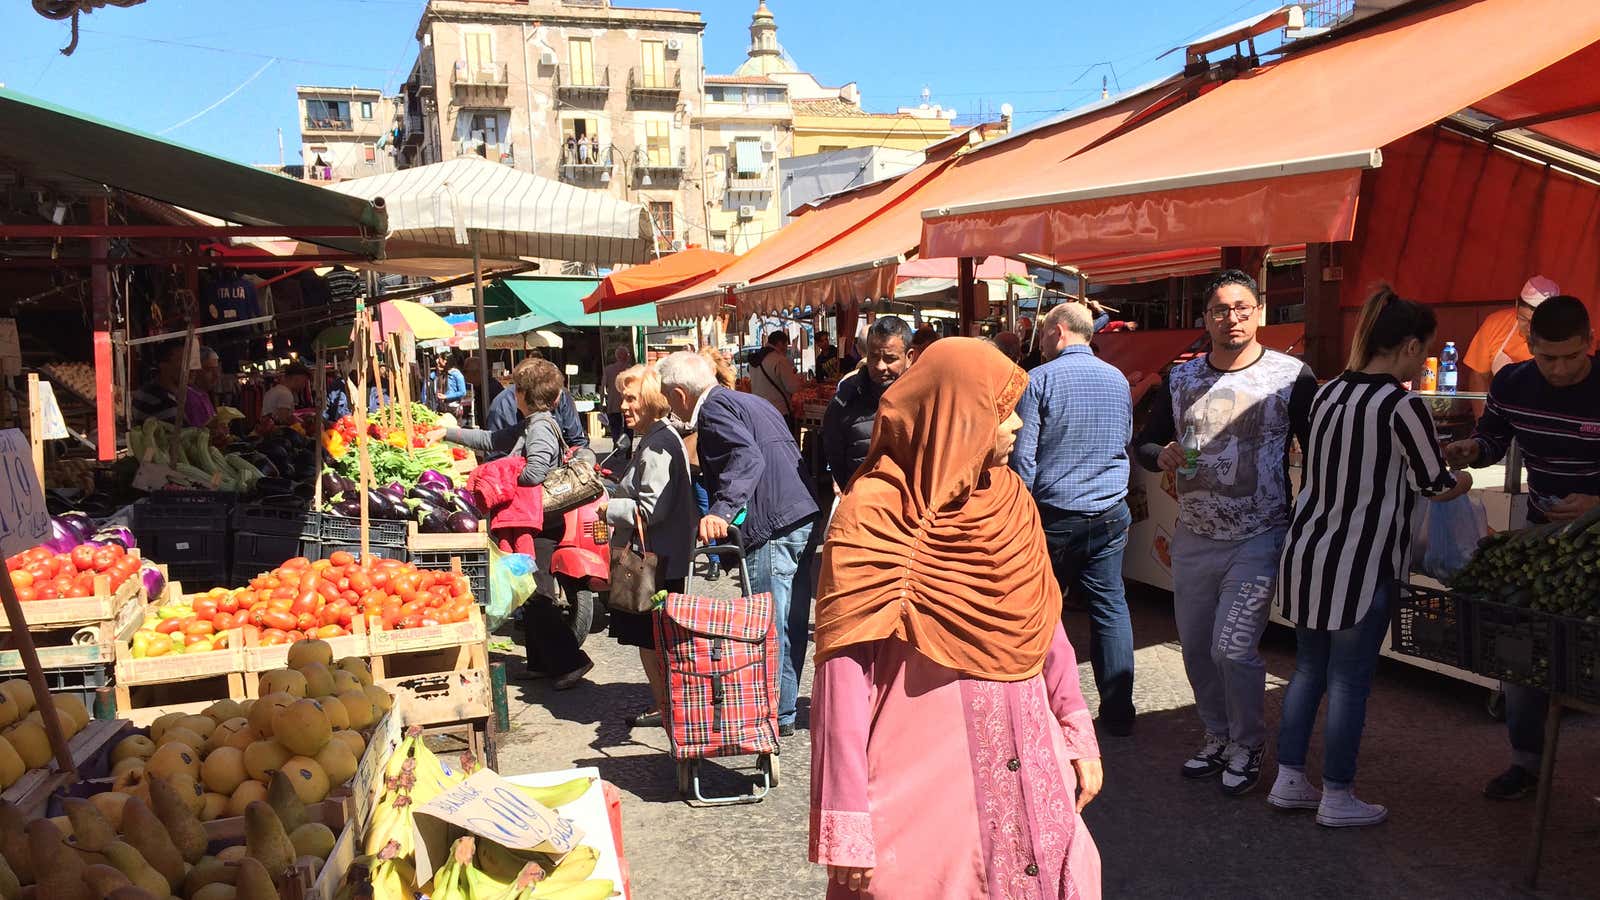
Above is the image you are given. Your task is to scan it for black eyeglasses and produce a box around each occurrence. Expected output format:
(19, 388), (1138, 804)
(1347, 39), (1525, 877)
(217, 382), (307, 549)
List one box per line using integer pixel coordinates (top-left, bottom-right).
(1205, 304), (1259, 322)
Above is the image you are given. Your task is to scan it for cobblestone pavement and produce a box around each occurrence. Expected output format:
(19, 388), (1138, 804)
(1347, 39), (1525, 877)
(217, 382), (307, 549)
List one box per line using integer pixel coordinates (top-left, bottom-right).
(489, 582), (1599, 900)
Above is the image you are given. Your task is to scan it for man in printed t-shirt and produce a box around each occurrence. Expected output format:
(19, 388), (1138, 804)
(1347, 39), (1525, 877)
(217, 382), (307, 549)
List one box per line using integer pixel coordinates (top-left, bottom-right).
(1135, 269), (1316, 797)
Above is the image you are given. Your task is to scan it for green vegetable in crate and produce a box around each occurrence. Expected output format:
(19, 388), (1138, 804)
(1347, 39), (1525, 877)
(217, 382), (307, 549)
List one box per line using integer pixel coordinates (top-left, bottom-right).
(1450, 508), (1600, 618)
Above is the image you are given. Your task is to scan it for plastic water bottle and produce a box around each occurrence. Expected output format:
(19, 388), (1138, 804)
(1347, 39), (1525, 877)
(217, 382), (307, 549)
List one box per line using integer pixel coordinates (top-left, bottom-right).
(1439, 341), (1459, 394)
(1178, 425), (1200, 478)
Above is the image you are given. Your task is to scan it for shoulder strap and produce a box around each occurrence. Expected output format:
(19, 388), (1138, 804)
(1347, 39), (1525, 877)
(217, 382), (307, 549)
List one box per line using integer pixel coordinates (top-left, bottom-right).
(757, 355), (790, 401)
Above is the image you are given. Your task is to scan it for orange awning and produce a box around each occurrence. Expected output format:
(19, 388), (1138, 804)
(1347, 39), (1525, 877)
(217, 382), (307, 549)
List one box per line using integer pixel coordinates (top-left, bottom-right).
(1093, 328), (1204, 381)
(921, 0), (1600, 261)
(582, 248), (736, 313)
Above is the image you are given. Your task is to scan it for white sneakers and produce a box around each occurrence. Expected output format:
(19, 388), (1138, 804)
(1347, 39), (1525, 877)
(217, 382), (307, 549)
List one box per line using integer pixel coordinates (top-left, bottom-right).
(1268, 767), (1388, 827)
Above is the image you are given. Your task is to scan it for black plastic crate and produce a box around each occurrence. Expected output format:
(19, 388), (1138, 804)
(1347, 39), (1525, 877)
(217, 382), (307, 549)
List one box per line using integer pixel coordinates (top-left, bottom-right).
(1469, 598), (1562, 691)
(314, 543), (407, 563)
(231, 531), (309, 585)
(16, 664), (114, 720)
(1391, 584), (1471, 669)
(319, 513), (407, 547)
(410, 549), (490, 601)
(1565, 619), (1600, 706)
(162, 561), (230, 591)
(232, 504), (319, 540)
(135, 524), (227, 573)
(132, 496), (228, 533)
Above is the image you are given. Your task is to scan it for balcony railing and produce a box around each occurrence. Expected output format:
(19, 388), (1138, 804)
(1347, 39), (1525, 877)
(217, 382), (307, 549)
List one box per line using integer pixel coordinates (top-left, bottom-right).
(452, 60), (509, 88)
(456, 139), (515, 165)
(554, 65), (610, 97)
(304, 116), (353, 132)
(628, 65), (681, 96)
(401, 113), (425, 146)
(559, 144), (615, 185)
(725, 165), (773, 193)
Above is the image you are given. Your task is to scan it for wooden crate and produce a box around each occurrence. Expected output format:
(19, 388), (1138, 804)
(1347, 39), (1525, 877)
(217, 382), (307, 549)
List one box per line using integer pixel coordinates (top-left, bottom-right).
(0, 591), (143, 672)
(368, 603), (487, 669)
(242, 620), (371, 684)
(0, 718), (131, 818)
(114, 673), (250, 726)
(113, 581), (247, 687)
(0, 553), (147, 630)
(405, 522), (488, 554)
(380, 667), (491, 727)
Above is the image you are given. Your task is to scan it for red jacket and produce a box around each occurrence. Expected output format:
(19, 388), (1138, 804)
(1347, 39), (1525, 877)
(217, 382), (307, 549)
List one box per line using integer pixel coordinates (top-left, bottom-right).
(468, 456), (545, 532)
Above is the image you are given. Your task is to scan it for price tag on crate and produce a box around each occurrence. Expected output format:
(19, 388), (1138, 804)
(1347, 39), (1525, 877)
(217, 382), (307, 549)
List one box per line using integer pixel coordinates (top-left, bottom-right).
(0, 429), (50, 559)
(411, 769), (583, 886)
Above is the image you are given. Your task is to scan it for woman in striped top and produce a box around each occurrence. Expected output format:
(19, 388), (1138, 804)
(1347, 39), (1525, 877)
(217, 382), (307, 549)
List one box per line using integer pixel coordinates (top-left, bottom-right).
(1267, 287), (1472, 827)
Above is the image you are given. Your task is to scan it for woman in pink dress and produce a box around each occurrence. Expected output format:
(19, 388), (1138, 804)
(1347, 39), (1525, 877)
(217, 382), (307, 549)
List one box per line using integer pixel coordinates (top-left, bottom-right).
(809, 337), (1104, 899)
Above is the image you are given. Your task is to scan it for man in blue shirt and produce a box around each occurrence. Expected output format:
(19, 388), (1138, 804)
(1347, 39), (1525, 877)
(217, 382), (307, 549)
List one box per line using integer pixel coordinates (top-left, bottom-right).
(483, 358), (589, 462)
(1011, 300), (1137, 735)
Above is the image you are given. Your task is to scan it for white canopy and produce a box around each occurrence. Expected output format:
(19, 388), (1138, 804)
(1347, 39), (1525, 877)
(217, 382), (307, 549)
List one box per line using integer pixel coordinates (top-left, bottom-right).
(327, 157), (654, 268)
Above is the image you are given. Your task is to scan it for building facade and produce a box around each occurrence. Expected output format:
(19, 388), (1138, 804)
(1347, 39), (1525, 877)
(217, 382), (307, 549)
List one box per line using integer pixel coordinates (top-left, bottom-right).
(396, 0), (706, 256)
(296, 86), (398, 181)
(696, 75), (792, 254)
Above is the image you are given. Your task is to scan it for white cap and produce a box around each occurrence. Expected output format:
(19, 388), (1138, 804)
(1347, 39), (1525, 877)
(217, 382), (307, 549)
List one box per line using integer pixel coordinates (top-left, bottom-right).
(1520, 275), (1560, 307)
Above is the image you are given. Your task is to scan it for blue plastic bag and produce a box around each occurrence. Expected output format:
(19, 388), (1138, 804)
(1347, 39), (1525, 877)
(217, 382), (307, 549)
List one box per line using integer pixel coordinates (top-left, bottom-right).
(487, 543), (538, 632)
(1414, 493), (1488, 582)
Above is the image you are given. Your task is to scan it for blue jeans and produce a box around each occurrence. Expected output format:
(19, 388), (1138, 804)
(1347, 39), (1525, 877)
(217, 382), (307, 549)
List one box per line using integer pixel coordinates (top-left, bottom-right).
(1041, 501), (1134, 724)
(749, 516), (818, 726)
(1276, 583), (1393, 787)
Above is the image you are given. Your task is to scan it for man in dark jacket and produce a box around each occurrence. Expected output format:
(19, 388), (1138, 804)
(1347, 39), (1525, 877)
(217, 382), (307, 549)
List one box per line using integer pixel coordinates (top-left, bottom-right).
(821, 315), (912, 492)
(659, 350), (820, 736)
(483, 358), (590, 463)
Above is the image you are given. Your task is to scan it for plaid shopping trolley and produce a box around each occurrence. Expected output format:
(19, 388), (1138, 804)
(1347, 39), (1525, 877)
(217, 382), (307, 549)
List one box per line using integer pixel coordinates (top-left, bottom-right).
(653, 528), (781, 804)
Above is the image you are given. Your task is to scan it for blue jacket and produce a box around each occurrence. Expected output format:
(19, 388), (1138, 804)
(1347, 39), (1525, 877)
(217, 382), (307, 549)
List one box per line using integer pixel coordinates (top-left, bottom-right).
(696, 386), (818, 549)
(431, 368), (467, 408)
(484, 386), (588, 461)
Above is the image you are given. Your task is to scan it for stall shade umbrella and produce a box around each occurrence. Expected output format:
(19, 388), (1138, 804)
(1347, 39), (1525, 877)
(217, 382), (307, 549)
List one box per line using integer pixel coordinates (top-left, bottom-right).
(376, 299), (454, 341)
(582, 247), (737, 313)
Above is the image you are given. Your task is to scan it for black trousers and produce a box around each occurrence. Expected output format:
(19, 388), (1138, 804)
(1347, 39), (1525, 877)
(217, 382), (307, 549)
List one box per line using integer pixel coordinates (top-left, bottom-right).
(521, 511), (590, 675)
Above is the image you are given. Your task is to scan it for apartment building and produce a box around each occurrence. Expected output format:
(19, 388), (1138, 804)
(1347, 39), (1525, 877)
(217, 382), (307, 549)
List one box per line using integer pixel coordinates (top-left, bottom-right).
(296, 86), (398, 181)
(396, 0), (705, 254)
(696, 75), (792, 254)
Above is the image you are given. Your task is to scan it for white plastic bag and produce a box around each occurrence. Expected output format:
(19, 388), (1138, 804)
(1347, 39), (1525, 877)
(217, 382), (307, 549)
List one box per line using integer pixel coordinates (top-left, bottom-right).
(1414, 493), (1489, 582)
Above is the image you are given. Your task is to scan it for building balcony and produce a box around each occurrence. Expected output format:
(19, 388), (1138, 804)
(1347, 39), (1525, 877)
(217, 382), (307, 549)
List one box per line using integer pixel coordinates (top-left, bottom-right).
(554, 65), (610, 101)
(456, 139), (515, 166)
(634, 147), (686, 185)
(725, 165), (774, 194)
(628, 65), (681, 98)
(452, 60), (510, 95)
(304, 116), (353, 133)
(401, 113), (425, 147)
(559, 144), (615, 185)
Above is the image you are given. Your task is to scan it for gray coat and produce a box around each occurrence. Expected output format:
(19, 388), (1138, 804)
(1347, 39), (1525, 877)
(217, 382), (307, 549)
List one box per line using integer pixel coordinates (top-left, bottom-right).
(606, 419), (695, 580)
(446, 411), (561, 487)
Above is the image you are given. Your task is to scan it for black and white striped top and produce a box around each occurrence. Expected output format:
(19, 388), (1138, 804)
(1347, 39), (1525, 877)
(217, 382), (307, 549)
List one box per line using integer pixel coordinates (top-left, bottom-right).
(1278, 372), (1457, 630)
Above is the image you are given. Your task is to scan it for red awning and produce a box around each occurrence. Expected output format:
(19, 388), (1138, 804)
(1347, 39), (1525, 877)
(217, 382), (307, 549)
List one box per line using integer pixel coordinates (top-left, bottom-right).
(1093, 328), (1204, 380)
(582, 248), (736, 313)
(921, 0), (1600, 262)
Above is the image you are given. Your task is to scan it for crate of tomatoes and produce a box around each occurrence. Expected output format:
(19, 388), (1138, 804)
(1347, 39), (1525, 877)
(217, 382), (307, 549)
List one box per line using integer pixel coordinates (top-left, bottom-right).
(4, 541), (153, 630)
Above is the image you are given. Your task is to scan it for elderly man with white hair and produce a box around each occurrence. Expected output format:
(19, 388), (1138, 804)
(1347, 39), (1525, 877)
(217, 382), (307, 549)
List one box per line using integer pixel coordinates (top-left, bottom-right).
(656, 351), (821, 737)
(1463, 275), (1560, 392)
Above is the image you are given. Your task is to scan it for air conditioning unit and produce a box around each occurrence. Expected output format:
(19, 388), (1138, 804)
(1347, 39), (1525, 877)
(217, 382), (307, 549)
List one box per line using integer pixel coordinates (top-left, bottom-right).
(539, 49), (557, 67)
(737, 205), (756, 221)
(666, 38), (683, 52)
(759, 139), (774, 153)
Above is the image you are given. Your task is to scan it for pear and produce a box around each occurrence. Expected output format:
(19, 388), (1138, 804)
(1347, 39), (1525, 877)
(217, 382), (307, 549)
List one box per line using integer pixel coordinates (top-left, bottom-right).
(266, 770), (309, 832)
(102, 841), (170, 898)
(107, 888), (162, 900)
(60, 798), (116, 853)
(233, 857), (277, 900)
(193, 884), (238, 900)
(242, 802), (294, 886)
(116, 797), (185, 889)
(183, 857), (239, 896)
(82, 863), (131, 895)
(0, 801), (32, 885)
(147, 775), (208, 864)
(26, 820), (87, 900)
(288, 822), (335, 861)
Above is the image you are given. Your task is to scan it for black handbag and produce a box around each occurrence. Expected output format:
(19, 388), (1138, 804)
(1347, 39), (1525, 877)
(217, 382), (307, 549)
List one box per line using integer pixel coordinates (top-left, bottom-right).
(607, 508), (659, 614)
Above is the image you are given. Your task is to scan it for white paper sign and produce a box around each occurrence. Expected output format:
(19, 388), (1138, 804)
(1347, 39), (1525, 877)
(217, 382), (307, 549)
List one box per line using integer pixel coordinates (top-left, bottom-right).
(36, 382), (68, 441)
(0, 429), (50, 559)
(411, 769), (583, 885)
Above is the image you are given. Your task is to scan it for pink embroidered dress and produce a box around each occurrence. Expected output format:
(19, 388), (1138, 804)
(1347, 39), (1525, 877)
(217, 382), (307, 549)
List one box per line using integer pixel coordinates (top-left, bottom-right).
(809, 622), (1102, 900)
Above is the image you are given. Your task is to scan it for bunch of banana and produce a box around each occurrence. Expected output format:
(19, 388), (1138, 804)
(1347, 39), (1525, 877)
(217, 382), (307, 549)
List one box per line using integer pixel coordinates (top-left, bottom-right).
(435, 836), (616, 900)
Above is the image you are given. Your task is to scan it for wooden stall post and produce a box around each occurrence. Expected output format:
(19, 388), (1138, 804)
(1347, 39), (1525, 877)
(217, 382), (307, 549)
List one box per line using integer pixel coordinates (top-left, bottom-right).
(352, 313), (374, 562)
(169, 325), (198, 464)
(388, 335), (415, 453)
(26, 374), (44, 489)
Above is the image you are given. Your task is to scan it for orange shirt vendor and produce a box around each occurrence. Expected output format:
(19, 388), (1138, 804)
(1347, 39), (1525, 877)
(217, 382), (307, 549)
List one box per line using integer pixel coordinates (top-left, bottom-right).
(1463, 275), (1559, 392)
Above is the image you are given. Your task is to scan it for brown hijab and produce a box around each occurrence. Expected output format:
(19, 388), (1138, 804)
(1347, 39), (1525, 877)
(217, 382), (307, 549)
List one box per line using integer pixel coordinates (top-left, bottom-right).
(813, 337), (1061, 682)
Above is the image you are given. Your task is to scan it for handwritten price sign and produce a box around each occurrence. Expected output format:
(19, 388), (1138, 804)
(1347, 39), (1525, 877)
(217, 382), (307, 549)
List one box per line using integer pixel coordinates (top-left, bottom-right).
(0, 430), (49, 560)
(412, 769), (583, 885)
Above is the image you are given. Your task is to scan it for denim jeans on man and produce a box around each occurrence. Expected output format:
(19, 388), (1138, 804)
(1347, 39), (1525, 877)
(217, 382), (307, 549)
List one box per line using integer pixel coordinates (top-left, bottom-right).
(1040, 501), (1134, 725)
(1171, 525), (1285, 749)
(748, 515), (818, 727)
(1276, 582), (1393, 786)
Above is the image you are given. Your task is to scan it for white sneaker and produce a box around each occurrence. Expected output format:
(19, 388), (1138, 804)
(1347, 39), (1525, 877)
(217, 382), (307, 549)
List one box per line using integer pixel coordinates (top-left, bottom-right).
(1267, 767), (1321, 810)
(1316, 787), (1388, 827)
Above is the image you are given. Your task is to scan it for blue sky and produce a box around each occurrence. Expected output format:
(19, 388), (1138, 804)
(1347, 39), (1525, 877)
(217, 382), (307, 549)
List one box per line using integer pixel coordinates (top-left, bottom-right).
(3, 0), (1276, 165)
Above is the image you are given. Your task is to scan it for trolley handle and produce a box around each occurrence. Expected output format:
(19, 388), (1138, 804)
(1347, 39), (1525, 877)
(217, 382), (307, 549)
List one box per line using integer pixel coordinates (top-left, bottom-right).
(685, 525), (749, 596)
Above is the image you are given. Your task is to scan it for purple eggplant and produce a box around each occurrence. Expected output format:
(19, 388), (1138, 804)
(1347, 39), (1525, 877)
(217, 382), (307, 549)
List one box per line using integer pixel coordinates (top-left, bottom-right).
(380, 481), (408, 503)
(409, 483), (452, 509)
(40, 518), (80, 554)
(417, 507), (451, 534)
(332, 496), (363, 518)
(139, 562), (167, 600)
(57, 512), (96, 542)
(320, 470), (356, 498)
(447, 509), (480, 533)
(453, 487), (480, 515)
(417, 469), (453, 491)
(91, 526), (137, 550)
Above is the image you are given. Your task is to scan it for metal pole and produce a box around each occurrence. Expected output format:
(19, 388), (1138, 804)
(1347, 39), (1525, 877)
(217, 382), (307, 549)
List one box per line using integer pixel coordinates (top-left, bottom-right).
(472, 233), (491, 417)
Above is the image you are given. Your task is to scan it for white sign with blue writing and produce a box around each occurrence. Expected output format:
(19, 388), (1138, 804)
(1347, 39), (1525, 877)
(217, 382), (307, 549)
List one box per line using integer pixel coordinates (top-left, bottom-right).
(0, 429), (50, 560)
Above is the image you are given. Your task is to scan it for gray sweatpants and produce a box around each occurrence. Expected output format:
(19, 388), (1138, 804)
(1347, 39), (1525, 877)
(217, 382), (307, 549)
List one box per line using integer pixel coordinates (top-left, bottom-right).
(1171, 524), (1285, 749)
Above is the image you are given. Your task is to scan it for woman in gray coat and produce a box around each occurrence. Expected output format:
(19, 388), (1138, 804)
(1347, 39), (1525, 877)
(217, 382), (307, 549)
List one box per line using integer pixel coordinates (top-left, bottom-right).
(603, 364), (695, 728)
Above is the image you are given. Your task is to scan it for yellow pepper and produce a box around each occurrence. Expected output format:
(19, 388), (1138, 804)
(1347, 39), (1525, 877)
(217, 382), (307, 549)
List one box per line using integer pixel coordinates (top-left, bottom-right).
(385, 431), (408, 449)
(323, 430), (348, 459)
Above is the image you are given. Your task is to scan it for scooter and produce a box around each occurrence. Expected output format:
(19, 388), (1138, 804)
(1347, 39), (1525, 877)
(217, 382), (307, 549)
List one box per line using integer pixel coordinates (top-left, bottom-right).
(542, 447), (619, 645)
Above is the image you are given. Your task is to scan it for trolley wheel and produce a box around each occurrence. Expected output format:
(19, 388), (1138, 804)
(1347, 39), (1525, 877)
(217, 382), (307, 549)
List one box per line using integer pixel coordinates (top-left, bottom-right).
(676, 760), (693, 797)
(760, 753), (780, 787)
(1486, 686), (1507, 722)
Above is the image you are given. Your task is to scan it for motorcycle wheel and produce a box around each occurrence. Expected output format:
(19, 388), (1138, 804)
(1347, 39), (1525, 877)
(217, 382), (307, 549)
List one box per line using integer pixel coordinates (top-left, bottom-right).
(558, 575), (595, 647)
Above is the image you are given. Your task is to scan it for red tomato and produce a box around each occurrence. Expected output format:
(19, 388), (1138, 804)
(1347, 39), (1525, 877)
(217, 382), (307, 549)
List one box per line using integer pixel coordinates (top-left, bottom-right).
(287, 630), (306, 642)
(11, 570), (34, 590)
(34, 584), (59, 601)
(295, 612), (318, 632)
(317, 580), (342, 603)
(184, 633), (211, 646)
(91, 548), (117, 572)
(452, 575), (472, 598)
(262, 610), (297, 632)
(314, 624), (346, 639)
(70, 545), (96, 571)
(398, 600), (426, 619)
(15, 586), (37, 603)
(380, 609), (400, 630)
(281, 557), (311, 571)
(156, 618), (185, 635)
(73, 571), (98, 594)
(267, 596), (294, 614)
(192, 598), (219, 619)
(347, 569), (372, 593)
(320, 602), (348, 628)
(217, 594), (240, 615)
(183, 620), (215, 637)
(260, 630), (288, 646)
(398, 614), (424, 629)
(329, 550), (355, 568)
(370, 568), (392, 589)
(419, 616), (441, 627)
(291, 591), (320, 617)
(212, 612), (236, 631)
(51, 575), (76, 596)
